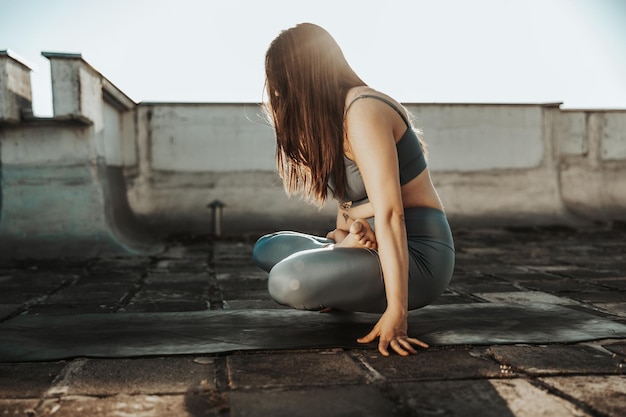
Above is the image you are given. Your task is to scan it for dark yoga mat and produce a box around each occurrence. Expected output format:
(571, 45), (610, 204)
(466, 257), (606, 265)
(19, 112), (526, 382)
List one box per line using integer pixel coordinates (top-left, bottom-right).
(1, 303), (625, 362)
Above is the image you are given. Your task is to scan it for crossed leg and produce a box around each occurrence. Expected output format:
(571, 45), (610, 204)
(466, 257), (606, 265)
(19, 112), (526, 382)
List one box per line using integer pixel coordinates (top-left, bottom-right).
(252, 219), (386, 313)
(266, 245), (386, 313)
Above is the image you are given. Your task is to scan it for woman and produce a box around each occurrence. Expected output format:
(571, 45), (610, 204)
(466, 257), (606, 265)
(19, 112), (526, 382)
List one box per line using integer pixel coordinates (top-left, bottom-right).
(253, 23), (455, 356)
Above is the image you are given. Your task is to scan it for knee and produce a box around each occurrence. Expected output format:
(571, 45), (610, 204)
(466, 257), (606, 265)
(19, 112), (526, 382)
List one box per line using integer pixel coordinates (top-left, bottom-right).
(267, 259), (309, 309)
(252, 234), (276, 272)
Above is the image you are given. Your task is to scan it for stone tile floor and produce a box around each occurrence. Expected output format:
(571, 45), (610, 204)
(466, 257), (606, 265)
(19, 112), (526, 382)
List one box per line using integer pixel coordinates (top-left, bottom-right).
(0, 224), (625, 416)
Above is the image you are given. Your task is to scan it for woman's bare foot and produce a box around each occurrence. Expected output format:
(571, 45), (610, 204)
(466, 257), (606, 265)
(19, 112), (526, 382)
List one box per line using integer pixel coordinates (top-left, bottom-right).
(326, 228), (348, 244)
(336, 219), (377, 249)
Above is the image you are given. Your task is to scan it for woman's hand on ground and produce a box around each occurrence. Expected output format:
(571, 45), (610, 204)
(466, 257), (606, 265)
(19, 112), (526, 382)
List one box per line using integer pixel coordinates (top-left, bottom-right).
(356, 306), (429, 356)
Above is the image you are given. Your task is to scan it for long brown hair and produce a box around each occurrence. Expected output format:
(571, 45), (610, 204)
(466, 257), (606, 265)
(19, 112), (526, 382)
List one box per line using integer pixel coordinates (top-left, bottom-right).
(264, 23), (367, 205)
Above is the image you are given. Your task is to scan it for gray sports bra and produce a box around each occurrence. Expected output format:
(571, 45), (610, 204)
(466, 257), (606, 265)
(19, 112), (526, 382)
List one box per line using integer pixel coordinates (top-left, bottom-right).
(328, 94), (427, 205)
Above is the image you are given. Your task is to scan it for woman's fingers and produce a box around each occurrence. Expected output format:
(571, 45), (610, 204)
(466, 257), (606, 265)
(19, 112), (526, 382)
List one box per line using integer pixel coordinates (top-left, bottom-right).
(359, 318), (427, 356)
(378, 341), (391, 357)
(397, 338), (418, 354)
(376, 337), (428, 357)
(407, 337), (429, 349)
(389, 339), (410, 356)
(357, 328), (378, 344)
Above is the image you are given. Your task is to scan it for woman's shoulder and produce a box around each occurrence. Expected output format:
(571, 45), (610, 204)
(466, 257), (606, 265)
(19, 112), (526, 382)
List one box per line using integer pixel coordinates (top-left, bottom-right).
(345, 87), (404, 115)
(345, 86), (376, 104)
(345, 86), (383, 108)
(344, 87), (408, 127)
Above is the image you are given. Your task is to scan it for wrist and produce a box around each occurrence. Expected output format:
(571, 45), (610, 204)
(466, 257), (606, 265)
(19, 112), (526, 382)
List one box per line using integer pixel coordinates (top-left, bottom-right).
(387, 293), (408, 308)
(386, 301), (408, 315)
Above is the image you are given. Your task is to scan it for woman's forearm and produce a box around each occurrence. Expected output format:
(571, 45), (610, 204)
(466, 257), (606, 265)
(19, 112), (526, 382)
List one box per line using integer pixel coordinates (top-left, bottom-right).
(374, 210), (409, 309)
(348, 202), (374, 220)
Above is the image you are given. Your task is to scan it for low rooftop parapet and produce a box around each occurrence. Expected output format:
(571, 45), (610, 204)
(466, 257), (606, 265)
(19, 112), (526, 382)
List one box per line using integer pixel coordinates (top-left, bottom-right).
(41, 52), (136, 128)
(0, 50), (34, 123)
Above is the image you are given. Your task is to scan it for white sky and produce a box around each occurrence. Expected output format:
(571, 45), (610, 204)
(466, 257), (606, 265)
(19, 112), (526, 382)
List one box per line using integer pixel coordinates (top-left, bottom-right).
(1, 0), (625, 116)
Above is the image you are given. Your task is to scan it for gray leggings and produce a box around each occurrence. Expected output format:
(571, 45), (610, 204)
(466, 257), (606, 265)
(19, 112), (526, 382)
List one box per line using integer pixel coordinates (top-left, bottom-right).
(252, 207), (455, 314)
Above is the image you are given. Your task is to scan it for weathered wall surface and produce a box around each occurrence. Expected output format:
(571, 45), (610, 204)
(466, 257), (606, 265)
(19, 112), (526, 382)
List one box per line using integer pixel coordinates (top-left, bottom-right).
(407, 104), (568, 225)
(0, 51), (624, 256)
(127, 103), (336, 235)
(0, 52), (161, 257)
(130, 101), (625, 233)
(557, 110), (626, 220)
(0, 50), (33, 123)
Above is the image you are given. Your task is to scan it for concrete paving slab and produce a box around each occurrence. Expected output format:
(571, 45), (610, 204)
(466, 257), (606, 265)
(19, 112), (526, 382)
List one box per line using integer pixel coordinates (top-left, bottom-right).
(0, 226), (625, 416)
(152, 259), (208, 274)
(140, 279), (211, 291)
(227, 351), (365, 389)
(539, 376), (626, 416)
(223, 299), (287, 310)
(144, 272), (212, 285)
(65, 357), (215, 396)
(215, 267), (268, 280)
(563, 290), (626, 304)
(214, 242), (254, 259)
(45, 283), (133, 304)
(429, 293), (478, 305)
(518, 278), (606, 293)
(0, 278), (73, 299)
(488, 378), (591, 416)
(0, 399), (40, 415)
(473, 291), (578, 305)
(222, 289), (271, 301)
(229, 386), (401, 417)
(355, 347), (502, 381)
(87, 258), (151, 272)
(218, 278), (268, 292)
(392, 380), (518, 417)
(488, 345), (623, 375)
(449, 280), (522, 293)
(130, 288), (210, 303)
(123, 301), (210, 313)
(158, 245), (209, 260)
(492, 270), (564, 283)
(6, 269), (70, 288)
(75, 272), (141, 285)
(529, 265), (584, 273)
(460, 246), (509, 256)
(25, 303), (117, 316)
(0, 361), (67, 398)
(557, 268), (624, 279)
(0, 290), (48, 305)
(394, 378), (589, 417)
(51, 394), (201, 417)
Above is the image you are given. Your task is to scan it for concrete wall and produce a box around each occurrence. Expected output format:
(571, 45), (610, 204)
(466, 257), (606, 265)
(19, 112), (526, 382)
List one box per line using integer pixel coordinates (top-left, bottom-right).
(130, 101), (625, 233)
(558, 110), (626, 220)
(0, 50), (33, 123)
(1, 51), (625, 256)
(407, 104), (567, 225)
(127, 103), (336, 235)
(0, 52), (161, 257)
